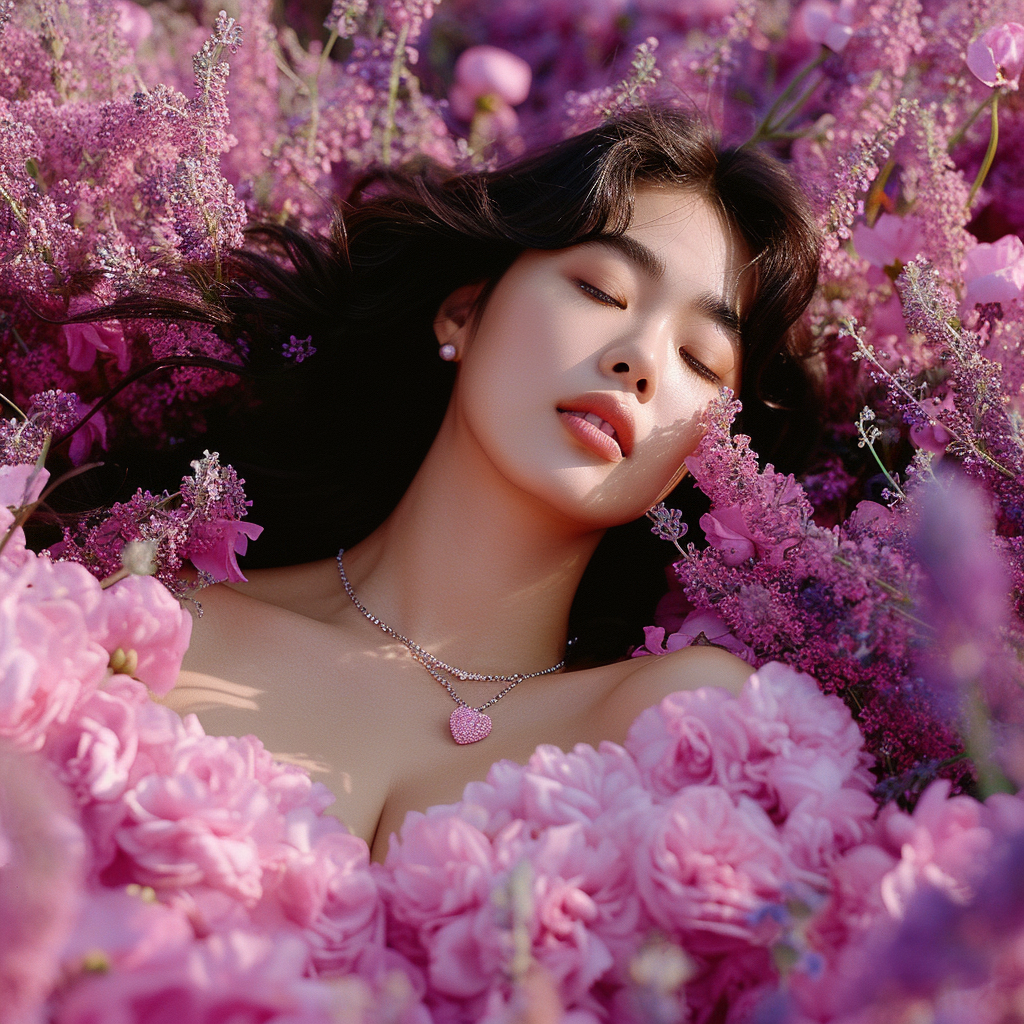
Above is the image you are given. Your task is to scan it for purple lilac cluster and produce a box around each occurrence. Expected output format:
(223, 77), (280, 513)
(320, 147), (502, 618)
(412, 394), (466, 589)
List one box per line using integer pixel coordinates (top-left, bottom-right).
(55, 449), (263, 595)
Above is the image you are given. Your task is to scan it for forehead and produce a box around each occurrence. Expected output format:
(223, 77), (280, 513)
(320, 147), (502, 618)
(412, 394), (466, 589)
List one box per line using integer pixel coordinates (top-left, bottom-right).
(624, 187), (750, 306)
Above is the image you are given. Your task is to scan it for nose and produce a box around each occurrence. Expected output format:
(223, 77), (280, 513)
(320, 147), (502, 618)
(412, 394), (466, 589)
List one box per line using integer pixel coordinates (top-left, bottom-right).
(599, 327), (662, 399)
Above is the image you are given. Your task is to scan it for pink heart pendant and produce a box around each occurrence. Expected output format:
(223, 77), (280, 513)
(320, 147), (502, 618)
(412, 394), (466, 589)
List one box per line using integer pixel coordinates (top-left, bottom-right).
(450, 706), (492, 744)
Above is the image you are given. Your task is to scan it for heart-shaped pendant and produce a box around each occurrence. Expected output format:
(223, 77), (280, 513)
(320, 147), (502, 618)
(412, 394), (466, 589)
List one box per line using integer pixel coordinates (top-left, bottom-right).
(450, 706), (492, 744)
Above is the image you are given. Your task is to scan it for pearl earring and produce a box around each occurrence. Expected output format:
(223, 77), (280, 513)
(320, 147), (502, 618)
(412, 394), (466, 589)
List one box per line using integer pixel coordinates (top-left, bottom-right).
(439, 343), (457, 361)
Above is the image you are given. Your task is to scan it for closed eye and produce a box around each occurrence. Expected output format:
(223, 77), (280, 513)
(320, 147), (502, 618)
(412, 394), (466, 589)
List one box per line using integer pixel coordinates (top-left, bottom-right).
(680, 348), (720, 384)
(576, 279), (625, 309)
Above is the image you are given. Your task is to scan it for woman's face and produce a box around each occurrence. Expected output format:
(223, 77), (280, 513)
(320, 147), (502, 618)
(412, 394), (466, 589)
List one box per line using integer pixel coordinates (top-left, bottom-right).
(444, 187), (749, 529)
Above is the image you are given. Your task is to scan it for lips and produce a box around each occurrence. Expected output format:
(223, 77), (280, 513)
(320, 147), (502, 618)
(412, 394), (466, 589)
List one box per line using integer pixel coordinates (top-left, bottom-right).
(557, 394), (635, 462)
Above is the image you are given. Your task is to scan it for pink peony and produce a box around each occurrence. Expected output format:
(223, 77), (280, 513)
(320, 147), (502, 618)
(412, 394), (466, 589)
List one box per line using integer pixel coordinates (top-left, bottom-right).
(86, 574), (192, 695)
(380, 811), (500, 998)
(54, 929), (335, 1024)
(797, 0), (856, 52)
(185, 518), (263, 583)
(494, 819), (642, 1001)
(632, 787), (794, 952)
(852, 213), (925, 269)
(116, 732), (282, 904)
(44, 675), (147, 803)
(449, 45), (532, 121)
(0, 744), (87, 1024)
(264, 806), (384, 976)
(967, 22), (1024, 89)
(60, 296), (130, 373)
(962, 234), (1024, 308)
(61, 885), (193, 975)
(0, 556), (109, 751)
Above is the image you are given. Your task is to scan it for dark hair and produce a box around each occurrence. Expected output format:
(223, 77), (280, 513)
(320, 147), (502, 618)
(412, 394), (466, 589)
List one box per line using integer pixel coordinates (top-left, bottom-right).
(63, 106), (821, 662)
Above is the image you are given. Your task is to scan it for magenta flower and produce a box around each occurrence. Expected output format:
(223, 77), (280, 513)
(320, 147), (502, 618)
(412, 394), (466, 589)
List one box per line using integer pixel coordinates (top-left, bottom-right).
(449, 45), (532, 121)
(967, 22), (1024, 89)
(60, 297), (130, 374)
(962, 234), (1024, 308)
(852, 213), (925, 269)
(634, 609), (756, 664)
(112, 0), (154, 48)
(699, 505), (758, 566)
(66, 399), (107, 468)
(797, 0), (856, 53)
(184, 518), (263, 583)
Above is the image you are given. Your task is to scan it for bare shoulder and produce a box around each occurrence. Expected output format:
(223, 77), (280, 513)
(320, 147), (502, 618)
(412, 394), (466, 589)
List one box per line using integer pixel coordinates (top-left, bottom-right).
(595, 646), (754, 743)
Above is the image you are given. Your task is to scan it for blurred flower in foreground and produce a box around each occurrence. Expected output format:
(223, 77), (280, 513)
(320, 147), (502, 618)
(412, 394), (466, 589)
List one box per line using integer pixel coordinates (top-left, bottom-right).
(449, 45), (532, 149)
(796, 0), (856, 53)
(962, 234), (1024, 309)
(967, 22), (1024, 89)
(0, 744), (86, 1024)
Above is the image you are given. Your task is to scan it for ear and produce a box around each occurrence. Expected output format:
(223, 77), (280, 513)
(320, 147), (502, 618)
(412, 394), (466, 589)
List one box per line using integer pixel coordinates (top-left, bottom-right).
(433, 282), (487, 351)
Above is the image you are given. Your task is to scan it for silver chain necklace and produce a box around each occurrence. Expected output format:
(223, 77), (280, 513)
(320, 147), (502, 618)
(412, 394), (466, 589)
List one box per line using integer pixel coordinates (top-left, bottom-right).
(336, 549), (568, 744)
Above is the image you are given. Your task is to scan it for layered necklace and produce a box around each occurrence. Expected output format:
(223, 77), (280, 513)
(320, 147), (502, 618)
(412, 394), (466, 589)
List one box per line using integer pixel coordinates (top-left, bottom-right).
(335, 549), (568, 744)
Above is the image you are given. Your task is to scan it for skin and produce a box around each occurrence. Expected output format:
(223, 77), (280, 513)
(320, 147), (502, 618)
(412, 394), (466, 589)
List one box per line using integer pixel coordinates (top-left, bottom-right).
(174, 187), (756, 862)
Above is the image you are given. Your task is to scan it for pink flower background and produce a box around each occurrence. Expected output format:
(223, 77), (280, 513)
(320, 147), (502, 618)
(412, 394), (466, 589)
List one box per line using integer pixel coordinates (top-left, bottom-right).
(5, 0), (1024, 1020)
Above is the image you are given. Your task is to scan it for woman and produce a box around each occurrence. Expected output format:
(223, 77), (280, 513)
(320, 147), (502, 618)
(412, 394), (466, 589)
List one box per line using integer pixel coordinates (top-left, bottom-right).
(165, 108), (820, 861)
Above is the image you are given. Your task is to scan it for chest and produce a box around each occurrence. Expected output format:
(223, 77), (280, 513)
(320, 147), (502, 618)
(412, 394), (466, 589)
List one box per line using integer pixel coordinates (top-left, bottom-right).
(181, 609), (626, 857)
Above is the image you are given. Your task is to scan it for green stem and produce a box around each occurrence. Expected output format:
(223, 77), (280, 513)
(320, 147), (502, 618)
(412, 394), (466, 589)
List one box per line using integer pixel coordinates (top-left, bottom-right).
(746, 46), (828, 146)
(947, 91), (997, 153)
(306, 28), (339, 161)
(381, 22), (410, 166)
(967, 93), (999, 209)
(0, 182), (28, 226)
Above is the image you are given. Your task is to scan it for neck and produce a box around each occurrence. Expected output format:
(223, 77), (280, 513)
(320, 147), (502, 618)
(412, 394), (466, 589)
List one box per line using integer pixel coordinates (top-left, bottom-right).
(340, 406), (604, 674)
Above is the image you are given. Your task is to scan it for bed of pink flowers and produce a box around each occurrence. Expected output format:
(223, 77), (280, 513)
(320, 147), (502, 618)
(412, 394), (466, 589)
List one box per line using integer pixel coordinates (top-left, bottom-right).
(6, 0), (1024, 1020)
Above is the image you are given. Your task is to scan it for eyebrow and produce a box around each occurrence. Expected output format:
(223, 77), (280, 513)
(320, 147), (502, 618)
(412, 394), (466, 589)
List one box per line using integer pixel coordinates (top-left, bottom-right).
(586, 235), (743, 343)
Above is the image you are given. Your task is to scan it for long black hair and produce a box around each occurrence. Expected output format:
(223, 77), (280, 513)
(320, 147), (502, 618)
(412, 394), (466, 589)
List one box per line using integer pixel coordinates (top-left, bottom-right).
(59, 106), (822, 662)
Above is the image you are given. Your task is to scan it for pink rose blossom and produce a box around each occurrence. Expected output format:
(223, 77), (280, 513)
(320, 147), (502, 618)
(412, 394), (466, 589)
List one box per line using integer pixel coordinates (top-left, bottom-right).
(852, 213), (925, 269)
(632, 787), (794, 952)
(449, 45), (532, 121)
(86, 574), (192, 695)
(797, 0), (856, 52)
(185, 518), (263, 583)
(967, 22), (1024, 89)
(117, 733), (281, 903)
(60, 296), (130, 373)
(962, 234), (1024, 308)
(0, 556), (109, 751)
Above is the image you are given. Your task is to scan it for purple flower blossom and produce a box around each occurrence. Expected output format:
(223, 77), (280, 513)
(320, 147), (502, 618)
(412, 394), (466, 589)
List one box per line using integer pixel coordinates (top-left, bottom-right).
(967, 22), (1024, 90)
